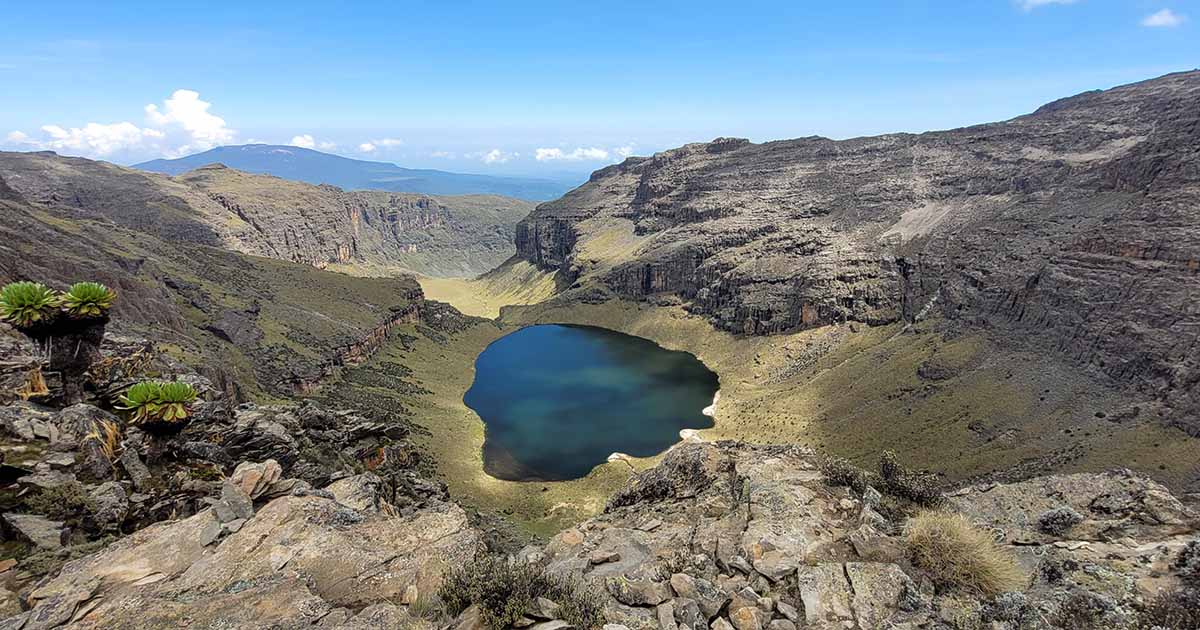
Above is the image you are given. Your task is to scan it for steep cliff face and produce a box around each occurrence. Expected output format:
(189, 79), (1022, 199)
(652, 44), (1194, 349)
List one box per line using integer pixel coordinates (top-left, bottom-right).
(180, 165), (534, 277)
(515, 71), (1200, 432)
(0, 152), (534, 278)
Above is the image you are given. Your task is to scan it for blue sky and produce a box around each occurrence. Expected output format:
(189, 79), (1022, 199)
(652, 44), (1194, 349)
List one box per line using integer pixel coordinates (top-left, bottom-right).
(1, 0), (1196, 177)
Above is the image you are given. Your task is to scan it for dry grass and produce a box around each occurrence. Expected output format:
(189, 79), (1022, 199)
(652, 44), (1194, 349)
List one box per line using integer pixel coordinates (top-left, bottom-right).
(83, 418), (122, 462)
(905, 510), (1026, 596)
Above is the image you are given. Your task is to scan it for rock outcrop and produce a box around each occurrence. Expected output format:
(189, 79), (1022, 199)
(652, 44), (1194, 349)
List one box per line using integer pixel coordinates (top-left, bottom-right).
(3, 438), (1195, 629)
(530, 441), (1197, 630)
(515, 71), (1200, 433)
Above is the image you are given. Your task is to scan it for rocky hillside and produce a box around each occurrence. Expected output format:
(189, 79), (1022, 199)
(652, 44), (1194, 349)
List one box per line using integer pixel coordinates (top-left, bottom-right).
(0, 151), (534, 278)
(514, 71), (1200, 434)
(0, 166), (480, 401)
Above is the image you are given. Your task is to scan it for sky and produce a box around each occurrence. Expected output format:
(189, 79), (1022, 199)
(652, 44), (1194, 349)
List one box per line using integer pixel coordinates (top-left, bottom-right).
(0, 0), (1196, 177)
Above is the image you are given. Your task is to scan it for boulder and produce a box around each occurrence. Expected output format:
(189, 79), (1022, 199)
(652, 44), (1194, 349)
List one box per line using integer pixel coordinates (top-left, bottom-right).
(2, 513), (64, 549)
(327, 472), (385, 512)
(20, 491), (481, 627)
(228, 459), (284, 499)
(88, 481), (129, 530)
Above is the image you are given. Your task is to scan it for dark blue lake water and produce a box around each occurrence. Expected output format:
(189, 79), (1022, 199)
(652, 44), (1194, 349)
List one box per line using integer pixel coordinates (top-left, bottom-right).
(464, 324), (719, 481)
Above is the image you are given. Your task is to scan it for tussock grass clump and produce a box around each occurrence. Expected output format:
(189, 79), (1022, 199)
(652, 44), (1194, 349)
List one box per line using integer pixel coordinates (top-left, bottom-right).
(439, 554), (605, 630)
(0, 281), (60, 328)
(905, 510), (1025, 596)
(61, 282), (116, 318)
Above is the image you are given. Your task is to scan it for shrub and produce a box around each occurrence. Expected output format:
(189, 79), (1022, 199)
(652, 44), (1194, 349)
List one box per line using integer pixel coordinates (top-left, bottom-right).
(879, 449), (903, 481)
(0, 281), (60, 329)
(61, 282), (116, 318)
(116, 380), (198, 426)
(1053, 590), (1115, 630)
(1037, 507), (1084, 537)
(438, 555), (605, 630)
(25, 481), (96, 521)
(1176, 540), (1200, 585)
(905, 510), (1025, 596)
(878, 450), (943, 507)
(1137, 587), (1200, 630)
(818, 456), (872, 494)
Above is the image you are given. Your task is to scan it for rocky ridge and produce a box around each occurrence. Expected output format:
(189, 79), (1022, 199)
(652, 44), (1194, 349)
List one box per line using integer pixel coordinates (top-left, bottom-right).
(0, 151), (534, 278)
(514, 71), (1200, 433)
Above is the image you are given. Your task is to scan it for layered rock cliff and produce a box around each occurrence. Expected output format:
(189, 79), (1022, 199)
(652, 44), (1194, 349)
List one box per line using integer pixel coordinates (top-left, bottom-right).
(515, 71), (1200, 433)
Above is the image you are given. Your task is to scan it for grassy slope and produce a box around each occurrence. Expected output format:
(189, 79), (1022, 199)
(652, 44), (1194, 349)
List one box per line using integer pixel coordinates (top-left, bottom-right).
(418, 259), (558, 318)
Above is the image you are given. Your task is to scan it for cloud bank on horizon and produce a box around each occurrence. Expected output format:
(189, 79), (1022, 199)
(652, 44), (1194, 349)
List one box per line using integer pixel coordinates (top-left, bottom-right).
(2, 89), (642, 171)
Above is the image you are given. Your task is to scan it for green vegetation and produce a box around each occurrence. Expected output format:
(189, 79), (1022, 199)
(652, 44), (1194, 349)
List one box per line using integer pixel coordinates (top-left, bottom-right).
(0, 281), (60, 328)
(438, 555), (606, 630)
(116, 380), (198, 426)
(61, 281), (116, 318)
(25, 481), (96, 522)
(904, 510), (1025, 596)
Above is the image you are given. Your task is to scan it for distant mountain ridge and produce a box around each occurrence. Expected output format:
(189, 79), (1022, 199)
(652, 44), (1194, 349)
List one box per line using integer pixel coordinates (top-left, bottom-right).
(134, 144), (577, 201)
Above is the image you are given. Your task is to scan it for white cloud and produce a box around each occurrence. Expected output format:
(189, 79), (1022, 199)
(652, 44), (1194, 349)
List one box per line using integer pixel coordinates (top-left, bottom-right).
(1142, 8), (1186, 27)
(144, 90), (233, 150)
(430, 150), (455, 159)
(482, 149), (512, 164)
(1017, 0), (1076, 10)
(31, 122), (165, 156)
(535, 146), (610, 161)
(1, 89), (236, 158)
(614, 145), (635, 159)
(358, 137), (402, 153)
(290, 134), (334, 150)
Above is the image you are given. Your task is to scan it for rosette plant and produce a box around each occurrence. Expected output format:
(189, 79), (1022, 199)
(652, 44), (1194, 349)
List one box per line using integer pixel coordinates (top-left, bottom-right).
(116, 380), (198, 428)
(61, 282), (116, 318)
(0, 281), (61, 329)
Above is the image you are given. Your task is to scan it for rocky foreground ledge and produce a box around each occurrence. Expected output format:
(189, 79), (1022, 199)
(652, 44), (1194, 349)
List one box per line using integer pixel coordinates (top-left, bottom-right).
(2, 436), (1196, 629)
